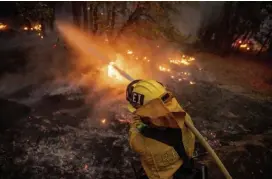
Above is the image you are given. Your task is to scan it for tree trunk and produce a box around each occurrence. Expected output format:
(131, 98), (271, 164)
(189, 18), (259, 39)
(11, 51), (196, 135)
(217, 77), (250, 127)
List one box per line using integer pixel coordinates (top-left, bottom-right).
(48, 2), (57, 31)
(83, 1), (88, 31)
(88, 3), (93, 34)
(114, 2), (143, 43)
(110, 5), (116, 32)
(49, 5), (55, 31)
(72, 2), (81, 27)
(41, 17), (46, 36)
(257, 30), (272, 56)
(107, 3), (116, 41)
(218, 2), (235, 55)
(92, 3), (99, 34)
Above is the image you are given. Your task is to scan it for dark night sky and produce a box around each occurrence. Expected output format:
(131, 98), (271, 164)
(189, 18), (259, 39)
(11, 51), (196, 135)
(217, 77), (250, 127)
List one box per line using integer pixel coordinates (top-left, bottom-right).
(0, 2), (17, 18)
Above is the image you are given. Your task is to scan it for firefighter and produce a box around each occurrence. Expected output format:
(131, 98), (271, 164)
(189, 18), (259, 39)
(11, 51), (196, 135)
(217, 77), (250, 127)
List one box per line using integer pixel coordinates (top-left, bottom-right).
(126, 79), (201, 179)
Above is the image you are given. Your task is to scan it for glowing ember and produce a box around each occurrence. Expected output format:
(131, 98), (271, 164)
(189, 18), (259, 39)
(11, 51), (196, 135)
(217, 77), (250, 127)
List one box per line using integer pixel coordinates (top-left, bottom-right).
(190, 81), (196, 85)
(41, 35), (44, 39)
(240, 44), (247, 48)
(169, 56), (193, 66)
(188, 57), (195, 61)
(127, 50), (133, 55)
(247, 47), (250, 51)
(181, 59), (190, 65)
(101, 118), (106, 124)
(0, 23), (7, 30)
(30, 28), (33, 31)
(33, 24), (42, 31)
(159, 65), (171, 72)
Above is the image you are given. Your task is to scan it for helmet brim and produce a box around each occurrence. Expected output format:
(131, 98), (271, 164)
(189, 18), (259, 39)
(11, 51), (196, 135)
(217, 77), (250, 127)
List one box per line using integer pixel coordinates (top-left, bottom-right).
(165, 97), (184, 112)
(128, 97), (183, 113)
(127, 103), (136, 113)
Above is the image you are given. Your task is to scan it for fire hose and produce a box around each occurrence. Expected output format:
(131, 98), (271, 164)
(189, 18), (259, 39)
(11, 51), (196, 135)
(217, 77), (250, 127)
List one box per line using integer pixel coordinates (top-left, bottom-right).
(182, 119), (232, 179)
(111, 64), (232, 179)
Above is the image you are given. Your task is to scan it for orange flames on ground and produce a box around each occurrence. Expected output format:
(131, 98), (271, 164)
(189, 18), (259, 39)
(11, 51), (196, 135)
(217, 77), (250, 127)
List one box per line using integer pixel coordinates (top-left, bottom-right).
(169, 56), (195, 66)
(56, 21), (197, 90)
(0, 23), (7, 30)
(159, 65), (171, 72)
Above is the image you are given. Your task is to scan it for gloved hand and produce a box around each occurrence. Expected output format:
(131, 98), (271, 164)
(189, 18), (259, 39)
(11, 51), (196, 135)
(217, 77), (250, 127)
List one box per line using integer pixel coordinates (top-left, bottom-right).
(136, 122), (148, 132)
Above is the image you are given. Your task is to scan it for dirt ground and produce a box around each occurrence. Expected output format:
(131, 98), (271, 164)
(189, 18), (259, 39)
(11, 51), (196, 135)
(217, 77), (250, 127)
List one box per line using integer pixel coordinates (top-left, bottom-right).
(195, 53), (272, 98)
(0, 41), (272, 179)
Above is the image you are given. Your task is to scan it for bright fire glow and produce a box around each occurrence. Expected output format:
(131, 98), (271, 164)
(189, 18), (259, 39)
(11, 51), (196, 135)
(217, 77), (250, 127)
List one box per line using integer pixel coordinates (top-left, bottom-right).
(0, 23), (7, 30)
(33, 24), (42, 31)
(107, 62), (123, 80)
(190, 81), (196, 85)
(159, 65), (171, 72)
(169, 54), (194, 66)
(127, 50), (133, 55)
(23, 27), (28, 30)
(240, 44), (247, 48)
(101, 118), (106, 124)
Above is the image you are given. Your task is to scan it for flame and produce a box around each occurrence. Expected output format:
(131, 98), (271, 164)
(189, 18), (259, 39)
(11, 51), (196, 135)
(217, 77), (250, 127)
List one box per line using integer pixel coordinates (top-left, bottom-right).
(127, 50), (133, 55)
(101, 118), (106, 124)
(181, 59), (190, 65)
(159, 65), (171, 72)
(23, 26), (28, 31)
(0, 23), (7, 30)
(33, 24), (42, 31)
(169, 55), (194, 66)
(190, 81), (196, 85)
(240, 44), (247, 48)
(188, 57), (195, 61)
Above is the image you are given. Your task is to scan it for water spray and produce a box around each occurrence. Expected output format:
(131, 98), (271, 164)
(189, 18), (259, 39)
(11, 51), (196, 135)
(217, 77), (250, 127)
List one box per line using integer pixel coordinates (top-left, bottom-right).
(56, 21), (231, 179)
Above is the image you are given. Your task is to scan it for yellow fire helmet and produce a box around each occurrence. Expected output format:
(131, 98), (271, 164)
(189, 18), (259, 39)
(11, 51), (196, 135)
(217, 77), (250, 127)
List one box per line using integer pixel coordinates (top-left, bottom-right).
(126, 79), (181, 113)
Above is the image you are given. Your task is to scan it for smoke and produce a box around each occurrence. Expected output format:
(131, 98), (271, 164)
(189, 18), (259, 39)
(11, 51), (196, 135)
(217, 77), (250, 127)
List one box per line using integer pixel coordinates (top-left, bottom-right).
(171, 2), (225, 43)
(0, 14), (199, 125)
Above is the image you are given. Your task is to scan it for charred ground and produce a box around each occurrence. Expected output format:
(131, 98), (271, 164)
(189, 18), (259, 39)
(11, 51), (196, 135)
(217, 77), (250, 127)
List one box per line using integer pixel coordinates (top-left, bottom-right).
(0, 36), (272, 179)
